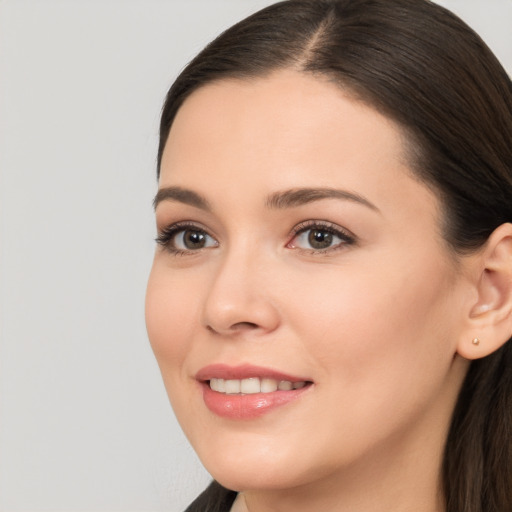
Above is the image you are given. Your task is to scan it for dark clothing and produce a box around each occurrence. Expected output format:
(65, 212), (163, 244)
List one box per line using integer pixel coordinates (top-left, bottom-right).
(184, 481), (237, 512)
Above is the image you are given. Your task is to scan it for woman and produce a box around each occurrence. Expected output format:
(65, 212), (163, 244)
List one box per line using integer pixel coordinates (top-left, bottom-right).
(145, 1), (512, 511)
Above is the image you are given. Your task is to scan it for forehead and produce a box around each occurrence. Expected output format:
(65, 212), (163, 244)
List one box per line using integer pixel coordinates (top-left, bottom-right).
(164, 71), (404, 171)
(160, 70), (435, 218)
(166, 71), (407, 157)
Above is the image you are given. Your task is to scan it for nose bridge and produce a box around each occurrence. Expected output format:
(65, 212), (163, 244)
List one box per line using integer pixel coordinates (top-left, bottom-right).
(202, 237), (279, 335)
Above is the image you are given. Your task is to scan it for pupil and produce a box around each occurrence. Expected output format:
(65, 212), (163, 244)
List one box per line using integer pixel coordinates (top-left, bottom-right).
(308, 229), (332, 249)
(184, 230), (206, 249)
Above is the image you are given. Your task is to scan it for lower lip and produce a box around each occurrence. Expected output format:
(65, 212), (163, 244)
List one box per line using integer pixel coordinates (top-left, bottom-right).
(201, 382), (311, 419)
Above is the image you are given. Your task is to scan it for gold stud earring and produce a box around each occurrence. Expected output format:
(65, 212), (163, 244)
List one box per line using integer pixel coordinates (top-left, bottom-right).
(472, 338), (480, 345)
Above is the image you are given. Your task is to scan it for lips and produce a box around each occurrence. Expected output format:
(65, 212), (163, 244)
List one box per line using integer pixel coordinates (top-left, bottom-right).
(196, 364), (313, 419)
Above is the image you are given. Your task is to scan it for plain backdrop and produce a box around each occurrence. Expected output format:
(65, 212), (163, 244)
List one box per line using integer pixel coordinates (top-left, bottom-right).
(0, 1), (510, 511)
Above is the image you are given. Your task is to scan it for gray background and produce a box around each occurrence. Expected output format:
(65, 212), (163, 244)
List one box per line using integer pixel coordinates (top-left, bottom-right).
(0, 1), (510, 511)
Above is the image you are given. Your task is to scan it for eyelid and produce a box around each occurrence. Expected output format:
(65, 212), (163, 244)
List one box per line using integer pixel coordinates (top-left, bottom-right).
(155, 221), (218, 255)
(287, 220), (357, 253)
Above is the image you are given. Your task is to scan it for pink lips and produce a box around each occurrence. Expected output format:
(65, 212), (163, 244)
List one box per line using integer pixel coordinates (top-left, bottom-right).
(196, 363), (308, 382)
(196, 364), (312, 420)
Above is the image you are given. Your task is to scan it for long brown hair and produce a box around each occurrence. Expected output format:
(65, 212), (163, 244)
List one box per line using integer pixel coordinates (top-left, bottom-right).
(158, 1), (512, 510)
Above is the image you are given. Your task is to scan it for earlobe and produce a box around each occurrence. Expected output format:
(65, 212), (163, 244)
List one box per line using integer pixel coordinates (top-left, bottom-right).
(457, 223), (512, 360)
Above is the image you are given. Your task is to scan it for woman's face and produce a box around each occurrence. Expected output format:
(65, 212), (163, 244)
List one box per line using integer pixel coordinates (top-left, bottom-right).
(146, 70), (471, 492)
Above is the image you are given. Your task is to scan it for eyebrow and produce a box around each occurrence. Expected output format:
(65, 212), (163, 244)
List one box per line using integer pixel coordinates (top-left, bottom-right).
(153, 186), (211, 211)
(153, 186), (379, 213)
(265, 187), (380, 212)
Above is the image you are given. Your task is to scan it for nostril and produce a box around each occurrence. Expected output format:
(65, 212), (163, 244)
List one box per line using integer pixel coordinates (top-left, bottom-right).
(232, 321), (259, 330)
(206, 321), (259, 334)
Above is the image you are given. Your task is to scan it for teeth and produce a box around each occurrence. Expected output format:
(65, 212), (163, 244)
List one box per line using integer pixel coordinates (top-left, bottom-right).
(278, 380), (293, 391)
(240, 378), (260, 394)
(210, 378), (225, 392)
(260, 378), (278, 393)
(225, 379), (241, 394)
(209, 377), (307, 394)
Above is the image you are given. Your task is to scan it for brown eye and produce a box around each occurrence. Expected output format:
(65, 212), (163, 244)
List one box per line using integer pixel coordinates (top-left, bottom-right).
(174, 229), (217, 251)
(308, 229), (333, 249)
(287, 222), (355, 253)
(181, 230), (207, 249)
(155, 224), (219, 254)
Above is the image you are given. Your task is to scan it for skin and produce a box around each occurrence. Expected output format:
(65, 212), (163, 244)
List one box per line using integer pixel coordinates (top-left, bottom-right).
(146, 70), (481, 512)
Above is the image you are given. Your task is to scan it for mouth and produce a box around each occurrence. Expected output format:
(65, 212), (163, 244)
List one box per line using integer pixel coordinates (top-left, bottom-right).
(208, 377), (310, 394)
(196, 364), (313, 419)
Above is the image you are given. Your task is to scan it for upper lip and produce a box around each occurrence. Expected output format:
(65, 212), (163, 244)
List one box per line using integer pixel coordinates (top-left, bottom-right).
(196, 363), (311, 383)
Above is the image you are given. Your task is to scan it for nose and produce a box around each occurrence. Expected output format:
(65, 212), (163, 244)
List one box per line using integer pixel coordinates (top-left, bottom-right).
(202, 246), (280, 337)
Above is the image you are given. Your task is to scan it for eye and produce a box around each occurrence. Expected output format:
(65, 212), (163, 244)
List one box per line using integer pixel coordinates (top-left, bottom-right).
(174, 228), (217, 250)
(287, 221), (355, 253)
(156, 223), (218, 254)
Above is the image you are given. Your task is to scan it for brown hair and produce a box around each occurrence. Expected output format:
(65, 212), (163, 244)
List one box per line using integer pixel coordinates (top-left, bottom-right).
(158, 1), (512, 510)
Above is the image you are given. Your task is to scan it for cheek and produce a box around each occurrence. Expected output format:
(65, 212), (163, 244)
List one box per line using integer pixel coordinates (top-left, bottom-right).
(269, 258), (460, 473)
(145, 262), (199, 371)
(289, 254), (457, 397)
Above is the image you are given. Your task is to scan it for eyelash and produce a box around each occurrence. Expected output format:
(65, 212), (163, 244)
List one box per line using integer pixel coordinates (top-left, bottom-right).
(155, 221), (217, 256)
(287, 220), (356, 254)
(155, 220), (356, 256)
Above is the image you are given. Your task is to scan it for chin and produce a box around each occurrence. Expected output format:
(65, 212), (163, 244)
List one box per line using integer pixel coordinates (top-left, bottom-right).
(208, 459), (310, 493)
(189, 429), (330, 492)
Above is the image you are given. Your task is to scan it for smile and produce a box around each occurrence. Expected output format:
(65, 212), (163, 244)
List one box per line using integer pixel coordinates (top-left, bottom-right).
(197, 364), (313, 419)
(209, 377), (308, 394)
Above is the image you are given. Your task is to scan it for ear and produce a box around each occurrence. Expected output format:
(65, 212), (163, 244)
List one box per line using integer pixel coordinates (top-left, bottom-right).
(457, 223), (512, 360)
